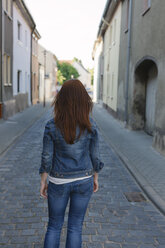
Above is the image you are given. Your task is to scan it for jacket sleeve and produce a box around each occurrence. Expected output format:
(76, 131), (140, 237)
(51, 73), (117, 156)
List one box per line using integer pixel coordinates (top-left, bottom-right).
(89, 121), (104, 173)
(39, 122), (54, 174)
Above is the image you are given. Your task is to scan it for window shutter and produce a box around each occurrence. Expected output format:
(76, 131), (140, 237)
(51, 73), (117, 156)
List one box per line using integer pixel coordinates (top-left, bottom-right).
(4, 54), (7, 85)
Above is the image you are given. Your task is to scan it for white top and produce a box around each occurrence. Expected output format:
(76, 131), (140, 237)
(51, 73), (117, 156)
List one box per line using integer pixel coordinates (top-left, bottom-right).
(48, 175), (92, 185)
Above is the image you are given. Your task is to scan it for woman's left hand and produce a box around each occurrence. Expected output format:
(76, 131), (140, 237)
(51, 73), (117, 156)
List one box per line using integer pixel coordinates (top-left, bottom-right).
(40, 181), (48, 199)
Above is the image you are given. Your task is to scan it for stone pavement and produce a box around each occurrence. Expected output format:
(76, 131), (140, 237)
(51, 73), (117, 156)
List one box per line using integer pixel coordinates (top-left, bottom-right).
(93, 103), (165, 216)
(0, 108), (165, 248)
(0, 101), (52, 156)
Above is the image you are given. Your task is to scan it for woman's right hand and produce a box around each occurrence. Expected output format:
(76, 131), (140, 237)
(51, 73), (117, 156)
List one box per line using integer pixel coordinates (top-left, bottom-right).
(93, 172), (99, 192)
(93, 179), (99, 192)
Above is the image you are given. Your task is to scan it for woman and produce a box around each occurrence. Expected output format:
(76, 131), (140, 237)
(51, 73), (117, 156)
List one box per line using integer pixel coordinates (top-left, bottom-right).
(39, 79), (104, 248)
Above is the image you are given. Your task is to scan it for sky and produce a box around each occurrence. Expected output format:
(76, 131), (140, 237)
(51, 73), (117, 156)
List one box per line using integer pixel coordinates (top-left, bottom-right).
(25, 0), (107, 69)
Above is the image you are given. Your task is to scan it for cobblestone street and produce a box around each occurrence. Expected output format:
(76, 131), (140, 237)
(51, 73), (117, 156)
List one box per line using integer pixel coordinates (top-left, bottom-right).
(0, 110), (165, 248)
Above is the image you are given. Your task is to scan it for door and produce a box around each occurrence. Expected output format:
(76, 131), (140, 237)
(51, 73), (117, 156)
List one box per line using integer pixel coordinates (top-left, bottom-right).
(145, 67), (157, 135)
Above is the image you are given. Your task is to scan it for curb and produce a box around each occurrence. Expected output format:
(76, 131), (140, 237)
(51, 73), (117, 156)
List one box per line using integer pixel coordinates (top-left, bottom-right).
(94, 117), (165, 216)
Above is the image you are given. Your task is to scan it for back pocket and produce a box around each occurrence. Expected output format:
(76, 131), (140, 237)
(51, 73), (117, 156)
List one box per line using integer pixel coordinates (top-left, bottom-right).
(78, 178), (93, 195)
(48, 182), (65, 196)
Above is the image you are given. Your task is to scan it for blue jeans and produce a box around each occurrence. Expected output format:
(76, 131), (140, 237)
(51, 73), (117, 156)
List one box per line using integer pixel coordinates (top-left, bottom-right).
(44, 176), (94, 248)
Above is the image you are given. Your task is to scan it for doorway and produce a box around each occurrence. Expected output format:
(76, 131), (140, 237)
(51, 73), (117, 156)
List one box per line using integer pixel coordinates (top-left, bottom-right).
(133, 58), (158, 135)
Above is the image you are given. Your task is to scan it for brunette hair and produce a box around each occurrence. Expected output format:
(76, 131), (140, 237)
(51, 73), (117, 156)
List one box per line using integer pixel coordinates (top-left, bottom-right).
(51, 79), (93, 144)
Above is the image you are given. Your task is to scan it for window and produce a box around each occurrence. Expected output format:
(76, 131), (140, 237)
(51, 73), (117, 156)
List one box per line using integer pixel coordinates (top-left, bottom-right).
(125, 0), (130, 32)
(17, 70), (21, 93)
(25, 30), (27, 47)
(3, 54), (7, 85)
(142, 0), (151, 15)
(7, 56), (11, 85)
(3, 54), (11, 86)
(17, 21), (22, 41)
(25, 72), (28, 93)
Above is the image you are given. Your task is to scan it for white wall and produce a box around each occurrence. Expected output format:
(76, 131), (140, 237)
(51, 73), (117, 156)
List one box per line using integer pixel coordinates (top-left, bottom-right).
(13, 3), (31, 105)
(72, 61), (91, 89)
(93, 40), (103, 102)
(103, 2), (122, 111)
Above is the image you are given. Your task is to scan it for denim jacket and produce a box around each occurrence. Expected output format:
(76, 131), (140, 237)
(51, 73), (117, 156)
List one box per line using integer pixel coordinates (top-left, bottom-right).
(39, 116), (104, 178)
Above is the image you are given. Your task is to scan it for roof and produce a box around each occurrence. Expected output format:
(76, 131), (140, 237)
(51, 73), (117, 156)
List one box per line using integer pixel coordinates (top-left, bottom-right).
(14, 0), (36, 29)
(33, 28), (41, 39)
(97, 0), (120, 37)
(92, 37), (102, 60)
(58, 60), (73, 65)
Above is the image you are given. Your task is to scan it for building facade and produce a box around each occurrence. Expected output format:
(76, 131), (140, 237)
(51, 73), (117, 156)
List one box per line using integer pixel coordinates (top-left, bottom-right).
(118, 0), (165, 155)
(93, 0), (165, 156)
(13, 0), (35, 113)
(93, 0), (122, 114)
(32, 29), (41, 104)
(92, 38), (103, 103)
(72, 61), (91, 89)
(0, 0), (13, 119)
(103, 1), (122, 113)
(38, 44), (57, 103)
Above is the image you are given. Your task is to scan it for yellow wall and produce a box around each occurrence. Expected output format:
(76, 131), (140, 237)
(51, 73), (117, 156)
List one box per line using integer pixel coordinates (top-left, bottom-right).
(103, 2), (122, 111)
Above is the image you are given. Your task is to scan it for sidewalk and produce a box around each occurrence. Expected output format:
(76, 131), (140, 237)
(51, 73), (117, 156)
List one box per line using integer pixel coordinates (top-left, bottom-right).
(0, 101), (52, 156)
(93, 103), (165, 215)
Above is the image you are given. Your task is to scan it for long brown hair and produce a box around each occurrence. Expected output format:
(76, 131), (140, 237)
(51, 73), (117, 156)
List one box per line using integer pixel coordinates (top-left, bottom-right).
(51, 79), (93, 144)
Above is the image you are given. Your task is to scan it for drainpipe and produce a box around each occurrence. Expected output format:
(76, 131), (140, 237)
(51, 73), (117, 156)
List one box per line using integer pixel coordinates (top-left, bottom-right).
(30, 26), (35, 105)
(0, 2), (4, 118)
(124, 0), (133, 125)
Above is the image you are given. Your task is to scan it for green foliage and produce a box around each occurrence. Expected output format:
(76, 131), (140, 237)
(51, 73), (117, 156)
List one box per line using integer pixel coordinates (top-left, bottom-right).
(57, 70), (66, 85)
(57, 61), (79, 85)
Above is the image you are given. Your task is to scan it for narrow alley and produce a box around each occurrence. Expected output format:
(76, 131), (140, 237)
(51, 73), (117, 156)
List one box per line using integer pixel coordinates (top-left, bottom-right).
(0, 108), (165, 248)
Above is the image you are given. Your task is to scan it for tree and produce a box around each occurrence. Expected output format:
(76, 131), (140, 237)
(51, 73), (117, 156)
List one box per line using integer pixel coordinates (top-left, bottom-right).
(57, 70), (66, 85)
(57, 61), (79, 85)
